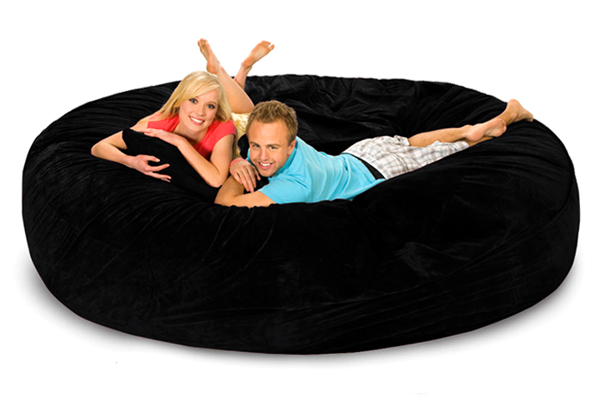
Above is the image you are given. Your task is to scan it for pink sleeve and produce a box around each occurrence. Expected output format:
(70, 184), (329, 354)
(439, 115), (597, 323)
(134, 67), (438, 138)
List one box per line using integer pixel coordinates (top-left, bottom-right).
(205, 120), (236, 150)
(194, 120), (236, 159)
(147, 116), (180, 132)
(213, 120), (236, 140)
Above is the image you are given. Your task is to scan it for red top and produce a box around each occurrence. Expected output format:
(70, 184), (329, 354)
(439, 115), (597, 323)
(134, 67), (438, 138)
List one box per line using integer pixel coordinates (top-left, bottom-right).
(147, 116), (236, 159)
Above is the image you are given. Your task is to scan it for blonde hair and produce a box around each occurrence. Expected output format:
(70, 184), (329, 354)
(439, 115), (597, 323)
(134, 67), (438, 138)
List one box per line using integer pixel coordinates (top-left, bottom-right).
(246, 100), (298, 144)
(142, 71), (232, 123)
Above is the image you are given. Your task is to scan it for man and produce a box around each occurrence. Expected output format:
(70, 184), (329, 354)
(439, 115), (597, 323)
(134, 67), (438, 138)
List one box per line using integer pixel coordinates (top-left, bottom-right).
(215, 99), (532, 208)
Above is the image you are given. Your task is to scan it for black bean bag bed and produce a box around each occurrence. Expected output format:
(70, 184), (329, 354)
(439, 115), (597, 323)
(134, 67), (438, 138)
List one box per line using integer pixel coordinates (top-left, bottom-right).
(22, 75), (579, 354)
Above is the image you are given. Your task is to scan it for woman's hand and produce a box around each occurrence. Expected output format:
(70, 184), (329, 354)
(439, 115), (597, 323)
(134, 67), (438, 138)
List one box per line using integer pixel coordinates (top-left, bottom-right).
(142, 128), (186, 148)
(128, 154), (171, 182)
(230, 158), (260, 192)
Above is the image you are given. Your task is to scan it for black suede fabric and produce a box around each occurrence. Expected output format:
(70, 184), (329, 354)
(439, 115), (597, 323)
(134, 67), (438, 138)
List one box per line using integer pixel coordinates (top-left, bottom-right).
(22, 75), (579, 354)
(122, 127), (219, 201)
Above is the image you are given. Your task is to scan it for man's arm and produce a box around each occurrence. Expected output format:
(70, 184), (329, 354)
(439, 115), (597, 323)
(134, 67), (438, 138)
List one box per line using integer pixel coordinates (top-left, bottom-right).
(215, 176), (275, 208)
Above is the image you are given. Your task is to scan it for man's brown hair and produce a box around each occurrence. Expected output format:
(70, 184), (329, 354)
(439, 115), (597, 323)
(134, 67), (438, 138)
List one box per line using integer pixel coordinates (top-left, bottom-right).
(246, 100), (298, 144)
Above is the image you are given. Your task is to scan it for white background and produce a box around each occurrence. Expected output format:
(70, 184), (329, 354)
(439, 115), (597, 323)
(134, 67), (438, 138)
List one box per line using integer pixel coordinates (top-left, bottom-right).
(3, 1), (598, 398)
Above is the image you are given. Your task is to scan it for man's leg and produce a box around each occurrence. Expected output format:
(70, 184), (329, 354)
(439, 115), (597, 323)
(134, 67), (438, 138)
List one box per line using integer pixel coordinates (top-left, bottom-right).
(496, 99), (534, 125)
(408, 100), (533, 147)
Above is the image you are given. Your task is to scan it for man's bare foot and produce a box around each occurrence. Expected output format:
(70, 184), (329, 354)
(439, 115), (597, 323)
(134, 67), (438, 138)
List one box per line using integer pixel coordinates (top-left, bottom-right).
(464, 118), (507, 143)
(505, 99), (534, 123)
(241, 41), (275, 72)
(198, 38), (222, 75)
(463, 100), (533, 145)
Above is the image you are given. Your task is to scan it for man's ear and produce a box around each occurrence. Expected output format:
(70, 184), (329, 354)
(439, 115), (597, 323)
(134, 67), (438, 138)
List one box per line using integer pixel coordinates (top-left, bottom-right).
(287, 139), (297, 156)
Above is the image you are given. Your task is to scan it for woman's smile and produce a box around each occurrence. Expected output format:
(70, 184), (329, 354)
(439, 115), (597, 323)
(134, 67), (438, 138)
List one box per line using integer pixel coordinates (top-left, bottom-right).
(177, 90), (220, 138)
(189, 115), (206, 126)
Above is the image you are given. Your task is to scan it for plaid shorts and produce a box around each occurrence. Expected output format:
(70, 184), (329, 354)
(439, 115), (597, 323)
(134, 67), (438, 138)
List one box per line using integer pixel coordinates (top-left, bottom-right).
(343, 135), (469, 180)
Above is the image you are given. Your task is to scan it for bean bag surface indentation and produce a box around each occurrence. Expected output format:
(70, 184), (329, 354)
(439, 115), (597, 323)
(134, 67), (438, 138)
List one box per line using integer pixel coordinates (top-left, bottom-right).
(22, 75), (579, 354)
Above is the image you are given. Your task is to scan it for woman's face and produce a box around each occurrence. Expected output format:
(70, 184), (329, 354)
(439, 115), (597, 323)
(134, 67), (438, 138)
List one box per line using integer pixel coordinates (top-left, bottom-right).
(177, 89), (220, 139)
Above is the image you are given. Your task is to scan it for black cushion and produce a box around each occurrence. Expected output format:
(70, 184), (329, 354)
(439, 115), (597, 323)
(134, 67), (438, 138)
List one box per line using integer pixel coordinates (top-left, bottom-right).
(22, 75), (579, 354)
(122, 127), (218, 201)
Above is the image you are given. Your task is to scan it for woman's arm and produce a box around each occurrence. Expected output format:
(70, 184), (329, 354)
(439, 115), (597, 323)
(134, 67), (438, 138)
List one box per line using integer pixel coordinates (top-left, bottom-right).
(143, 128), (234, 187)
(91, 130), (131, 165)
(230, 158), (261, 192)
(90, 122), (172, 182)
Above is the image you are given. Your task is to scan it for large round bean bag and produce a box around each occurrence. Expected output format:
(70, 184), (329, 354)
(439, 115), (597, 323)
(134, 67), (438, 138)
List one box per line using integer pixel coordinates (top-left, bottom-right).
(22, 75), (579, 354)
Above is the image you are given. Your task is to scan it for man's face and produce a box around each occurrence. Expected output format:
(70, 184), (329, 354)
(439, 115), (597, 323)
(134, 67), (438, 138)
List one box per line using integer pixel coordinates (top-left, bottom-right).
(247, 120), (296, 178)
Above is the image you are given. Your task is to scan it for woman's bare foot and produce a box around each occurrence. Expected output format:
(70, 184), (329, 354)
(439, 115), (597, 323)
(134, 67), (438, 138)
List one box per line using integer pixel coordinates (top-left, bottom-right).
(198, 38), (223, 75)
(234, 41), (275, 89)
(241, 41), (275, 72)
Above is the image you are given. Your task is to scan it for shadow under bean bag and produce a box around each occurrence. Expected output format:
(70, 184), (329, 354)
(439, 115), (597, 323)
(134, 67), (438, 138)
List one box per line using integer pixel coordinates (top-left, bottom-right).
(22, 75), (579, 354)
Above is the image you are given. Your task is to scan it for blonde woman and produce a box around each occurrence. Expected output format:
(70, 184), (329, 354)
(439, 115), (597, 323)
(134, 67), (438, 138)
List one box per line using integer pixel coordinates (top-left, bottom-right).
(198, 38), (275, 192)
(92, 40), (274, 189)
(91, 70), (236, 187)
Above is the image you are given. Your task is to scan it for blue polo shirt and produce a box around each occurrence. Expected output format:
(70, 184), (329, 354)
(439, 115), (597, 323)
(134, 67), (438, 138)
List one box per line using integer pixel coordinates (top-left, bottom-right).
(256, 137), (383, 204)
